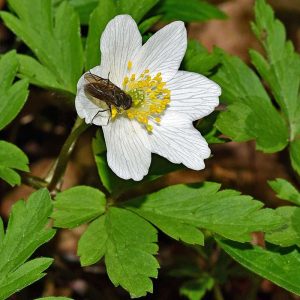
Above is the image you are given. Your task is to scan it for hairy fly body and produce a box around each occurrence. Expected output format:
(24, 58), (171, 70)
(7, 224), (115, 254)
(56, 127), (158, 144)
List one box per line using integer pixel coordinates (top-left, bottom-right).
(83, 72), (132, 123)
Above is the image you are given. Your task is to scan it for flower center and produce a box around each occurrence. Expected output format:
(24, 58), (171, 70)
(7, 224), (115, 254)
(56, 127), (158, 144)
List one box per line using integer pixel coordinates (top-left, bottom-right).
(111, 61), (171, 132)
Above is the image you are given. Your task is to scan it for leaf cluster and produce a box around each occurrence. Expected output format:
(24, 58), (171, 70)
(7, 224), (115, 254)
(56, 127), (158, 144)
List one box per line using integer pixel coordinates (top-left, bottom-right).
(52, 181), (283, 297)
(0, 189), (55, 300)
(213, 0), (300, 175)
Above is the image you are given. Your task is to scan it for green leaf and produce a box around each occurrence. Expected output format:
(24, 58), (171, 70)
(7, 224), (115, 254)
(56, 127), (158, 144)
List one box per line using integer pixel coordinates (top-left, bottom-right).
(138, 15), (162, 34)
(60, 0), (158, 26)
(68, 0), (98, 25)
(218, 239), (300, 296)
(85, 0), (117, 70)
(183, 40), (221, 76)
(268, 178), (300, 205)
(0, 140), (29, 186)
(1, 0), (83, 94)
(250, 0), (300, 174)
(213, 51), (289, 153)
(117, 0), (158, 23)
(265, 206), (300, 247)
(0, 189), (55, 300)
(180, 275), (214, 300)
(157, 0), (226, 22)
(17, 54), (62, 91)
(85, 0), (158, 70)
(0, 258), (53, 300)
(124, 182), (283, 243)
(251, 0), (300, 141)
(78, 215), (107, 266)
(78, 207), (159, 298)
(52, 0), (98, 25)
(290, 139), (300, 176)
(52, 186), (106, 228)
(0, 51), (28, 130)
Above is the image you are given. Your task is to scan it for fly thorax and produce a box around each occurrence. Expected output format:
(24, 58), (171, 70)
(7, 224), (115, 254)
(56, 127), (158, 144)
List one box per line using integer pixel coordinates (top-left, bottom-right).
(111, 61), (171, 132)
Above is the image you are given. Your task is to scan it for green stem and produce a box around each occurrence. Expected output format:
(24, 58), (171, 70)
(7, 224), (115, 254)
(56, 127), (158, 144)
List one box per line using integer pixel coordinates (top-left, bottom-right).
(47, 117), (89, 191)
(213, 284), (224, 300)
(21, 173), (48, 190)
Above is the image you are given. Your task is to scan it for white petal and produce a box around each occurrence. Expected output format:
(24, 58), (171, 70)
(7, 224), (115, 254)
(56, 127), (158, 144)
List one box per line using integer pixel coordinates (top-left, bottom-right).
(102, 117), (151, 181)
(99, 15), (142, 87)
(132, 21), (187, 82)
(75, 66), (110, 126)
(167, 71), (221, 121)
(150, 112), (210, 170)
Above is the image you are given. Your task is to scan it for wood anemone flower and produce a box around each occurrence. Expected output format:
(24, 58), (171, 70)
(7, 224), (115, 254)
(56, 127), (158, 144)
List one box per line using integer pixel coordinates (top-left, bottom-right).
(75, 15), (221, 181)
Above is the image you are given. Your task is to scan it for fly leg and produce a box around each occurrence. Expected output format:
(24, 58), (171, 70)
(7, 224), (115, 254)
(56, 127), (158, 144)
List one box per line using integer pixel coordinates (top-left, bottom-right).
(106, 72), (111, 86)
(105, 105), (112, 125)
(91, 108), (110, 124)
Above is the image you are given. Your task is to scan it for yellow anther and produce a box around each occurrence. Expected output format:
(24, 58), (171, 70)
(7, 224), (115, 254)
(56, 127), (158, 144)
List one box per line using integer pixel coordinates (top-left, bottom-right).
(146, 124), (153, 132)
(111, 107), (117, 119)
(127, 61), (133, 70)
(118, 70), (171, 132)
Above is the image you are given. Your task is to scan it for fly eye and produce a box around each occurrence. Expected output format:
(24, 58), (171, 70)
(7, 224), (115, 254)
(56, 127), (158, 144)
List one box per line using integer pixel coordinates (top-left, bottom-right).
(115, 95), (122, 107)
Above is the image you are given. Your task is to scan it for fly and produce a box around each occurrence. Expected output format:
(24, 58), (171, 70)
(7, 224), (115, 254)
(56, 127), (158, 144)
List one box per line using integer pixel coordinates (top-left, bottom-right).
(83, 71), (133, 124)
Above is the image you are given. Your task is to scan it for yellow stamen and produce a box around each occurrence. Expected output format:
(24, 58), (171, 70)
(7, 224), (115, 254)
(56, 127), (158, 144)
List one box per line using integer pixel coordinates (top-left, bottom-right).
(114, 64), (171, 132)
(127, 61), (133, 70)
(111, 107), (117, 119)
(146, 124), (153, 132)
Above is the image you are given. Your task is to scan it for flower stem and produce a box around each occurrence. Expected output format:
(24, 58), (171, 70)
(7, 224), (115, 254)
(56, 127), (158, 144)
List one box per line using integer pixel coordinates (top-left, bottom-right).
(21, 173), (48, 189)
(47, 117), (89, 191)
(213, 284), (224, 300)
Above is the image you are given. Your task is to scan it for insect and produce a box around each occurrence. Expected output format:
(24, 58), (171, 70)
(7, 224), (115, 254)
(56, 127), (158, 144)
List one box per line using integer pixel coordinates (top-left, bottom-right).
(83, 72), (132, 124)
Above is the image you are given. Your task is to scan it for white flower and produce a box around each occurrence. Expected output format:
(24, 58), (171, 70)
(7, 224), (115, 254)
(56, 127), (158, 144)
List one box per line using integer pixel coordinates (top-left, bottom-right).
(75, 15), (221, 181)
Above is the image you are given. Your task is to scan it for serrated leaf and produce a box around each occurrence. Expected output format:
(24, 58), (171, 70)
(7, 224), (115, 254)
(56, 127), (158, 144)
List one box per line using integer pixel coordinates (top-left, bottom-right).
(78, 207), (159, 298)
(268, 178), (300, 205)
(0, 51), (28, 130)
(17, 54), (62, 91)
(213, 51), (289, 153)
(124, 182), (283, 243)
(218, 239), (300, 296)
(52, 186), (106, 228)
(265, 206), (300, 247)
(124, 183), (282, 243)
(180, 275), (214, 300)
(0, 140), (29, 186)
(78, 215), (107, 266)
(183, 40), (221, 76)
(0, 258), (53, 300)
(250, 0), (300, 175)
(251, 0), (300, 141)
(1, 0), (83, 94)
(157, 0), (226, 22)
(0, 189), (55, 299)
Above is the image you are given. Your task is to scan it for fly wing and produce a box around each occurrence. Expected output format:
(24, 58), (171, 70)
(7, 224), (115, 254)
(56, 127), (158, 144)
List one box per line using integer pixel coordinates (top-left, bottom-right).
(84, 72), (107, 84)
(83, 93), (111, 126)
